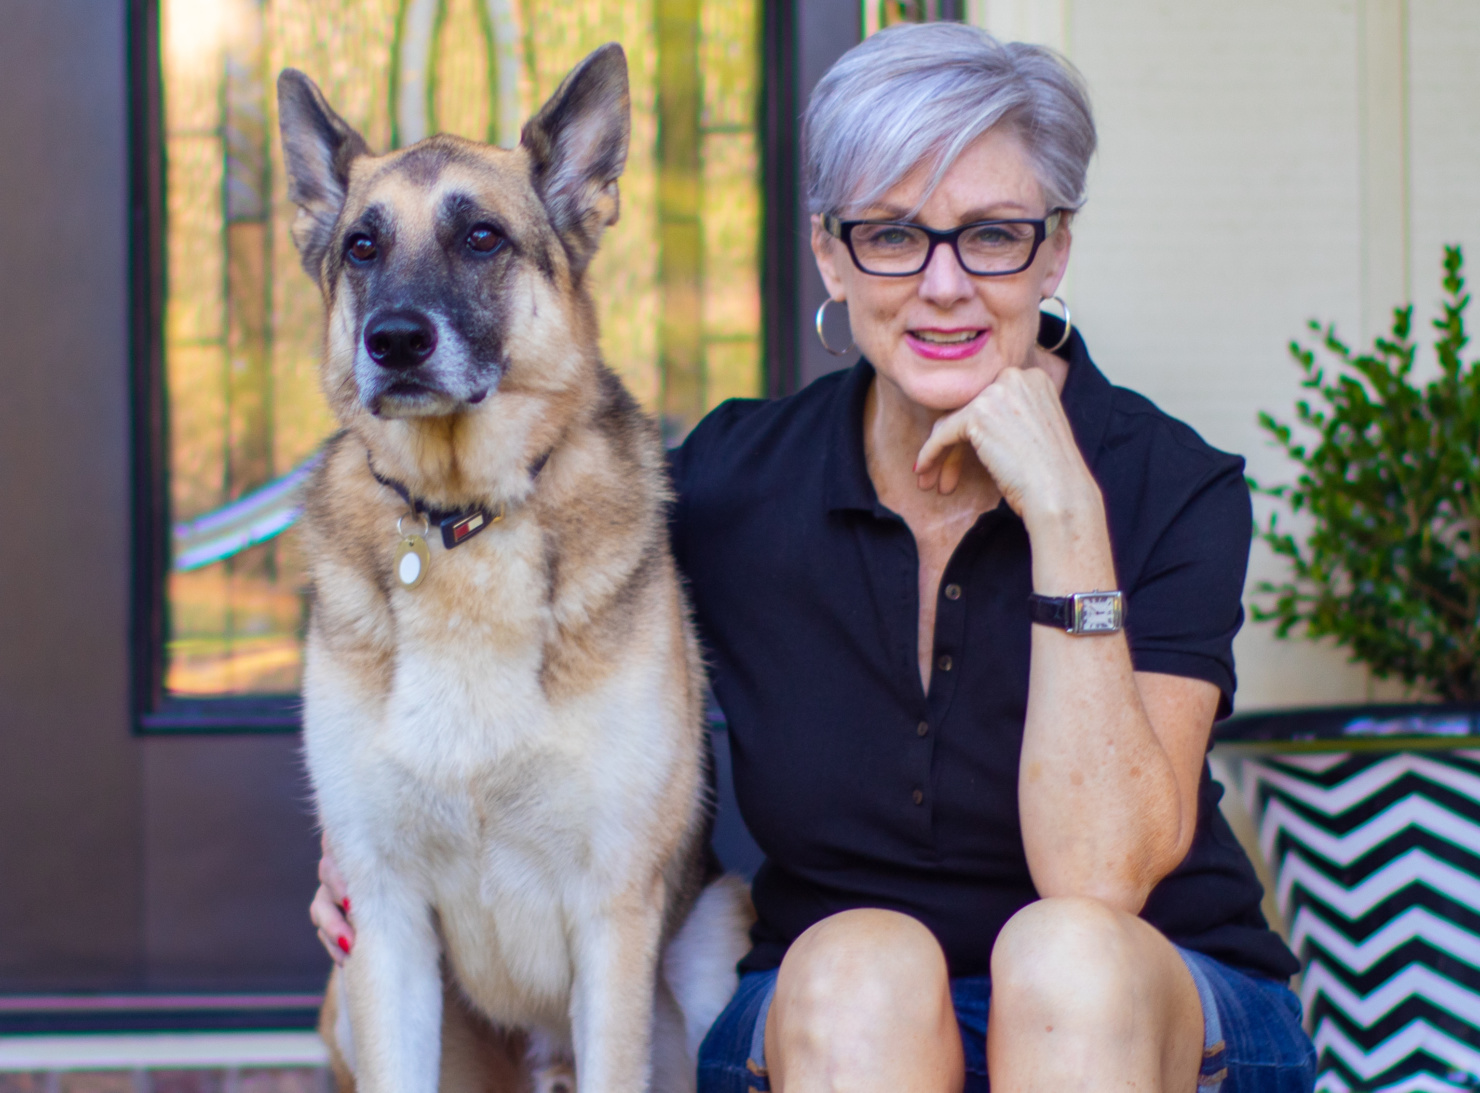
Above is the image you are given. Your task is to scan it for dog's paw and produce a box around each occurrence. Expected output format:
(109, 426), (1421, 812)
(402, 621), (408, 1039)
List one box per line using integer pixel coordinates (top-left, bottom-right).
(526, 1029), (575, 1093)
(531, 1062), (576, 1093)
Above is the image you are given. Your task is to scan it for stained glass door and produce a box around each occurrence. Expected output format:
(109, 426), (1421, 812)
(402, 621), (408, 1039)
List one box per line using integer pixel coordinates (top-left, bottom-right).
(158, 0), (762, 701)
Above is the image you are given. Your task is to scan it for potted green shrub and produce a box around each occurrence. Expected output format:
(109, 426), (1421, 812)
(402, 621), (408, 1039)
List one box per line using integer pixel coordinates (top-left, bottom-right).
(1217, 246), (1480, 1093)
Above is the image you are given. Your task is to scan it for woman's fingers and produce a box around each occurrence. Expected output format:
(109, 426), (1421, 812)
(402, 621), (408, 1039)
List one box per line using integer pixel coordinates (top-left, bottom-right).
(314, 834), (354, 963)
(319, 838), (349, 905)
(938, 443), (966, 496)
(914, 409), (969, 491)
(311, 883), (354, 964)
(316, 927), (346, 965)
(914, 367), (1089, 516)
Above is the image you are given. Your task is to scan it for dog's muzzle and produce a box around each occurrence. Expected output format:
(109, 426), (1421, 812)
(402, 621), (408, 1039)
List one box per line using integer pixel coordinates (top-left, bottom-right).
(356, 307), (497, 417)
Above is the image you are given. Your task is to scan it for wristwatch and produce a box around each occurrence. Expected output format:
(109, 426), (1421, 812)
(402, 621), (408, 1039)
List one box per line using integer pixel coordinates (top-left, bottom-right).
(1027, 591), (1126, 635)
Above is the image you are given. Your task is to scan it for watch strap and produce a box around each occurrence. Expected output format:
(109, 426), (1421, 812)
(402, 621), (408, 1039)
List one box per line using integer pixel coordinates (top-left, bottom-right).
(1027, 593), (1074, 630)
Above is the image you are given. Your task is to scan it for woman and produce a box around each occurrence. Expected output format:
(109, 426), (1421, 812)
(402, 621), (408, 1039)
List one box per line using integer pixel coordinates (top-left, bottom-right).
(313, 22), (1316, 1093)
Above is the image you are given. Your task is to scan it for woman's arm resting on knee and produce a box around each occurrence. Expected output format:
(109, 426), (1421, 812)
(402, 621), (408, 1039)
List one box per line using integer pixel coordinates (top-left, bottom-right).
(311, 834), (356, 964)
(1019, 661), (1217, 911)
(916, 365), (1219, 913)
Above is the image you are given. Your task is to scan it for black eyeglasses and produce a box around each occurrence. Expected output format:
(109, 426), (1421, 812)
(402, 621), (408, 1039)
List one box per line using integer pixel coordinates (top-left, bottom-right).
(823, 210), (1064, 277)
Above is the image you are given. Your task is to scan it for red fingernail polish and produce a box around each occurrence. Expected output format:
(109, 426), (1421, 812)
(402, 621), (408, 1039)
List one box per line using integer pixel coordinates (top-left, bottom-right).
(338, 936), (351, 954)
(342, 897), (351, 913)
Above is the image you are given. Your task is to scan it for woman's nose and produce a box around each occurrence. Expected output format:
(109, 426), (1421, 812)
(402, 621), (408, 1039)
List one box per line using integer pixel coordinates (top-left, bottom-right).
(918, 239), (974, 306)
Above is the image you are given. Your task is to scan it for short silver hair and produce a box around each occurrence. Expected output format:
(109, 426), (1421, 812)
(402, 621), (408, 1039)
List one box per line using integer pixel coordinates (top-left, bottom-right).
(803, 22), (1096, 218)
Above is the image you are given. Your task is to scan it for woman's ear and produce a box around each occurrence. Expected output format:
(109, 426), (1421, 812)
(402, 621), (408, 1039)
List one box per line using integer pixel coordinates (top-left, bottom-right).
(1038, 217), (1073, 298)
(810, 214), (848, 301)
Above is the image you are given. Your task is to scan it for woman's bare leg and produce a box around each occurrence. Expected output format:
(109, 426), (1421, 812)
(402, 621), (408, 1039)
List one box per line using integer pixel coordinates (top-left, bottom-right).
(765, 909), (964, 1093)
(987, 897), (1204, 1093)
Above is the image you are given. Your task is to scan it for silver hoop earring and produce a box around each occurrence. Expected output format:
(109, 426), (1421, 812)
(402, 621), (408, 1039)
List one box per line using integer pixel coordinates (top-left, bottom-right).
(815, 297), (855, 357)
(1039, 294), (1072, 353)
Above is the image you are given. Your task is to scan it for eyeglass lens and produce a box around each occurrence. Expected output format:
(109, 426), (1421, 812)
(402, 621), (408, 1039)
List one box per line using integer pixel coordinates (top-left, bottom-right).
(849, 222), (1040, 276)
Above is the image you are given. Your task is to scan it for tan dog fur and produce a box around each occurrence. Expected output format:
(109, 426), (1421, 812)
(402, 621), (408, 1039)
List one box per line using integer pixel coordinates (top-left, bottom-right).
(278, 44), (751, 1093)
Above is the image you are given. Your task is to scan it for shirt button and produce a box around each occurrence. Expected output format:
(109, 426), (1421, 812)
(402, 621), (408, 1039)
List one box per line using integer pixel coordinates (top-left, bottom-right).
(937, 654), (953, 672)
(912, 788), (924, 805)
(916, 720), (929, 737)
(944, 583), (962, 600)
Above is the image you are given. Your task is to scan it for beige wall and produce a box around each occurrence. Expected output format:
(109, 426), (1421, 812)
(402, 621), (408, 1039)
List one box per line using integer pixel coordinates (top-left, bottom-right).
(973, 0), (1480, 710)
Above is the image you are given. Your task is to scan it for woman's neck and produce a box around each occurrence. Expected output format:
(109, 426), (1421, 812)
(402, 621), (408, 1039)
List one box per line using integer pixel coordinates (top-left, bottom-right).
(863, 369), (1001, 520)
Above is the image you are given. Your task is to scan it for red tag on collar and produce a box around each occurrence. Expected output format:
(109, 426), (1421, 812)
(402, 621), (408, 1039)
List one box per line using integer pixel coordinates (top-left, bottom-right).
(451, 512), (484, 541)
(438, 506), (501, 549)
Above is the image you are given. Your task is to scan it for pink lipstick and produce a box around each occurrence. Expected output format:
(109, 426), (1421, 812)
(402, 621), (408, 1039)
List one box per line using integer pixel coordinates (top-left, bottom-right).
(905, 328), (988, 360)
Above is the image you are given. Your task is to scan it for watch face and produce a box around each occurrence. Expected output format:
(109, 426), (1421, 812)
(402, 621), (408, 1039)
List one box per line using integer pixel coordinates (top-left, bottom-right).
(1075, 593), (1122, 633)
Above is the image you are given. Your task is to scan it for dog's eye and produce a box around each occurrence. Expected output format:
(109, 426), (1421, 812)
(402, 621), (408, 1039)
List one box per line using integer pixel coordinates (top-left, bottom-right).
(466, 224), (504, 254)
(346, 234), (378, 263)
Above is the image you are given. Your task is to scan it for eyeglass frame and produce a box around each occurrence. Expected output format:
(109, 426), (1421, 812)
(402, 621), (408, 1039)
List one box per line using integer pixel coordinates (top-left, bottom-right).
(821, 209), (1065, 278)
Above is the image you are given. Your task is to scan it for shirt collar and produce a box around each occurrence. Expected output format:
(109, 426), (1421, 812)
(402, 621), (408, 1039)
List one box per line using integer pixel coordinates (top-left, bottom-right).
(823, 314), (1114, 515)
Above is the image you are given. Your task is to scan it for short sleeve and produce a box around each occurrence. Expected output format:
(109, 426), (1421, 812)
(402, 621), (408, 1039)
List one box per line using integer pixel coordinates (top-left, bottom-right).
(666, 430), (697, 579)
(1122, 458), (1252, 720)
(665, 397), (750, 582)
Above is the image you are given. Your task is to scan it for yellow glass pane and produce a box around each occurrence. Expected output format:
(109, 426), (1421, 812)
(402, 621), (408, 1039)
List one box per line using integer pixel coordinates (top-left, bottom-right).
(704, 339), (762, 408)
(702, 132), (761, 340)
(164, 135), (225, 346)
(167, 344), (228, 522)
(162, 0), (227, 134)
(700, 0), (761, 410)
(166, 538), (306, 696)
(701, 0), (758, 131)
(431, 0), (495, 142)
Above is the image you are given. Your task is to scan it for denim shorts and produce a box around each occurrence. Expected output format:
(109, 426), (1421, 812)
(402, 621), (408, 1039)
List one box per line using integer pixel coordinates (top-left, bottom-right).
(697, 945), (1315, 1093)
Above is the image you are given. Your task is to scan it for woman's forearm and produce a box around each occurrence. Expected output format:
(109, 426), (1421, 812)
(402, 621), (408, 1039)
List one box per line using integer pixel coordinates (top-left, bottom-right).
(909, 365), (1207, 908)
(1015, 502), (1192, 912)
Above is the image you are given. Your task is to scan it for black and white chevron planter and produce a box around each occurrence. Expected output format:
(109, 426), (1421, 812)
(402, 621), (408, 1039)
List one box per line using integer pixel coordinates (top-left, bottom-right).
(1220, 707), (1480, 1093)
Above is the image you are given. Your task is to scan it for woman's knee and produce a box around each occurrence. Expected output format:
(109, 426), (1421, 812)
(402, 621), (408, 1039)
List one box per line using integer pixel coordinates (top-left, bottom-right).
(988, 898), (1205, 1092)
(768, 909), (955, 1065)
(990, 896), (1145, 1022)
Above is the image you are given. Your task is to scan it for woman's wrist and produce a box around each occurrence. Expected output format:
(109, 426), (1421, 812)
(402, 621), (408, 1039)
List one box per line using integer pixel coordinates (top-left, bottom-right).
(1023, 487), (1117, 594)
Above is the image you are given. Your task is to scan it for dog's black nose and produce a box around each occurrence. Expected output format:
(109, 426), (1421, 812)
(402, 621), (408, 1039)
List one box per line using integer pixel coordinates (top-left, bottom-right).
(364, 310), (438, 369)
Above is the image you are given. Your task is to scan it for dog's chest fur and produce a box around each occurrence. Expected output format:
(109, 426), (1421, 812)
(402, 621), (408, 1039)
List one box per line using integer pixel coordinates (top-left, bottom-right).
(304, 458), (689, 1039)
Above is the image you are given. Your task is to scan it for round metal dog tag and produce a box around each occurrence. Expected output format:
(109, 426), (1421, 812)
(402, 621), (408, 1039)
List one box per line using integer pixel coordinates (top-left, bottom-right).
(395, 534), (430, 589)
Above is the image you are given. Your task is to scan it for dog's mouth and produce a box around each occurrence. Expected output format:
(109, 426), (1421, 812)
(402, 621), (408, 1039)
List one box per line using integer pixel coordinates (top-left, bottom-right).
(367, 380), (454, 418)
(365, 379), (495, 418)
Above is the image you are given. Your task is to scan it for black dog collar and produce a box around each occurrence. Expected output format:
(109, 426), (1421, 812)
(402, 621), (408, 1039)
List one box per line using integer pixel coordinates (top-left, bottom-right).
(367, 452), (549, 550)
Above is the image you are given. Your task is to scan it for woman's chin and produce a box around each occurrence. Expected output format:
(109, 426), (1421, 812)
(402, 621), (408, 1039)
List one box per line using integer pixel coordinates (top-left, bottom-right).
(883, 356), (1002, 413)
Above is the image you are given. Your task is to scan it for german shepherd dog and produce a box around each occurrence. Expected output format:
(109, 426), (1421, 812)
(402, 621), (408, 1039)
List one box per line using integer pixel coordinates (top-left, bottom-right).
(277, 44), (750, 1093)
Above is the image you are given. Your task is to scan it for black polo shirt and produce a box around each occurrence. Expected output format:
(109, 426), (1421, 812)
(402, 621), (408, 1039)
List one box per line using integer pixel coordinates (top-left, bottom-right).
(669, 327), (1299, 981)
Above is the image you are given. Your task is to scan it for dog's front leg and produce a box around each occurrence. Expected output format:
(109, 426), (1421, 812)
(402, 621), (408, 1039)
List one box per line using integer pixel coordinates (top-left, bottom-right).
(342, 887), (444, 1093)
(570, 888), (667, 1093)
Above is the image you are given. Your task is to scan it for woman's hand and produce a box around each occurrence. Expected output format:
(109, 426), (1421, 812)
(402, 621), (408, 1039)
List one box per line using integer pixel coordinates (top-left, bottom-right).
(912, 364), (1100, 536)
(311, 834), (355, 964)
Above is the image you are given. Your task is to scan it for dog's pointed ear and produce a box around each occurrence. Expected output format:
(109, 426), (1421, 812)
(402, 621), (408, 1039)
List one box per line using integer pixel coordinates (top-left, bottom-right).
(520, 43), (630, 275)
(277, 69), (369, 277)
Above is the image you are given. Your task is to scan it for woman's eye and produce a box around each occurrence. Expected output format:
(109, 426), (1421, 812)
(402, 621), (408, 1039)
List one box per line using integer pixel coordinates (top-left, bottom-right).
(346, 234), (378, 263)
(466, 224), (504, 253)
(856, 225), (918, 249)
(965, 225), (1024, 248)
